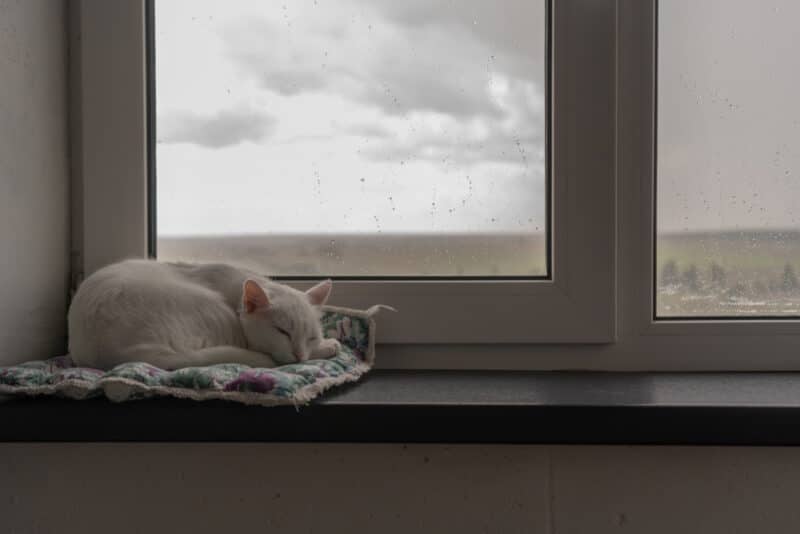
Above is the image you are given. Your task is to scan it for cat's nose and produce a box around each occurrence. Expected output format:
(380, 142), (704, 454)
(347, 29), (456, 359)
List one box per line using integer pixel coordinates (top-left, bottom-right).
(294, 351), (307, 362)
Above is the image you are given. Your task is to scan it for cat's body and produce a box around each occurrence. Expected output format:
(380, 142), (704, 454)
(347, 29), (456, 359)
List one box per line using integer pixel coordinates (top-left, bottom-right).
(68, 259), (337, 370)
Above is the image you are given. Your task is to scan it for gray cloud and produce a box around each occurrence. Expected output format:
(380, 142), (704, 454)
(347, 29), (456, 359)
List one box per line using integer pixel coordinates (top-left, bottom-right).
(354, 0), (545, 118)
(261, 69), (327, 96)
(218, 4), (546, 166)
(221, 1), (544, 121)
(361, 2), (542, 49)
(223, 17), (331, 97)
(363, 128), (543, 169)
(354, 0), (545, 81)
(159, 108), (275, 148)
(354, 49), (504, 119)
(362, 77), (545, 168)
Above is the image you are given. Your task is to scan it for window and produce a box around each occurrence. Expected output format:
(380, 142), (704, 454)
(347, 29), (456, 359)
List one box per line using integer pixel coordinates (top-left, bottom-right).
(154, 0), (548, 279)
(72, 0), (800, 370)
(656, 0), (800, 319)
(75, 0), (615, 346)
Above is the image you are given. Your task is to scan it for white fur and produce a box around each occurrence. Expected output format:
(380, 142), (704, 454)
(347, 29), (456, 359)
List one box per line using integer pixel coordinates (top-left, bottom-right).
(68, 259), (337, 370)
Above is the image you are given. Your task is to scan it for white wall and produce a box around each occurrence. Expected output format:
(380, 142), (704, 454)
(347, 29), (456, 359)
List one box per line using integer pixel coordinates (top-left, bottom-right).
(0, 0), (69, 364)
(2, 444), (800, 534)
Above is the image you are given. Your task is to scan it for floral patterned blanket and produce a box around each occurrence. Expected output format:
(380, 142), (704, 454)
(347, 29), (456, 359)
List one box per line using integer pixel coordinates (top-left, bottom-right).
(0, 306), (384, 406)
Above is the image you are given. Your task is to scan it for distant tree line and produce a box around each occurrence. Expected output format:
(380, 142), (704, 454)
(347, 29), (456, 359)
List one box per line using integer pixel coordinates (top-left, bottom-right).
(660, 260), (799, 294)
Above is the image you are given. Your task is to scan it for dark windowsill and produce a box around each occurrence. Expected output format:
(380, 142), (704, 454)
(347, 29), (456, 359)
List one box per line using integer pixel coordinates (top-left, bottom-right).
(3, 370), (800, 444)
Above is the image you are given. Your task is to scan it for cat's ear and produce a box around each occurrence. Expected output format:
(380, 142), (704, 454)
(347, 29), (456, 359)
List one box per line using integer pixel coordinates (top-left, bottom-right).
(243, 280), (270, 313)
(306, 279), (332, 306)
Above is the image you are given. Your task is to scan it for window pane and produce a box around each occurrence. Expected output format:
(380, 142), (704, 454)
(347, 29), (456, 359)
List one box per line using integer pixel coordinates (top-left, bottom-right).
(657, 0), (800, 317)
(154, 0), (547, 277)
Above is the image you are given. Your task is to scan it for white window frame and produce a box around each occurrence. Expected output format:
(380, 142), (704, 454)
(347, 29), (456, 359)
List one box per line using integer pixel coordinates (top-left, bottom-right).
(71, 0), (800, 370)
(72, 0), (616, 345)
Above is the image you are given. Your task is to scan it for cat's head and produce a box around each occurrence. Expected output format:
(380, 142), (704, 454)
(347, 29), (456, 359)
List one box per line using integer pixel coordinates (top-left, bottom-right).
(238, 279), (332, 364)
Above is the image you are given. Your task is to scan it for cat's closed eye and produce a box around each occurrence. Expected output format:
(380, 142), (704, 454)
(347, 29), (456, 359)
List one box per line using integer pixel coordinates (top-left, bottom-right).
(276, 326), (291, 338)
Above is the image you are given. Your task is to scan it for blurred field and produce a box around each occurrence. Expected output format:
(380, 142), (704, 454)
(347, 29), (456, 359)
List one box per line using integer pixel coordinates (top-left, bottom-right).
(160, 230), (800, 317)
(657, 231), (800, 317)
(159, 233), (547, 277)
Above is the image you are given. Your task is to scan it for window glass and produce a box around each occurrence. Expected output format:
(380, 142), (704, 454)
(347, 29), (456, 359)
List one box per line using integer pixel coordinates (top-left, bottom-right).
(154, 0), (547, 277)
(657, 0), (800, 317)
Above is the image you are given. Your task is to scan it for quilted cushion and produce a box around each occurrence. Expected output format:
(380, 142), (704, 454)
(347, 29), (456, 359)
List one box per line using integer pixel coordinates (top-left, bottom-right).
(0, 306), (383, 406)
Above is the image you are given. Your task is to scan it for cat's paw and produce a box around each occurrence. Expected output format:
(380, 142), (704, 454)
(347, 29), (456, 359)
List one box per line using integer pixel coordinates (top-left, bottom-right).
(313, 338), (341, 359)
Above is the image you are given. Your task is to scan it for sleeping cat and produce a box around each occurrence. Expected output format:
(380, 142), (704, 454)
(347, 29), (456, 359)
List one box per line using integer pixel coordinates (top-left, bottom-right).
(68, 259), (339, 370)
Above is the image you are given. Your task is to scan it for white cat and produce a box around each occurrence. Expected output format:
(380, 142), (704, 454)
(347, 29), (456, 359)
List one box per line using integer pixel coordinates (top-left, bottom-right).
(68, 259), (339, 370)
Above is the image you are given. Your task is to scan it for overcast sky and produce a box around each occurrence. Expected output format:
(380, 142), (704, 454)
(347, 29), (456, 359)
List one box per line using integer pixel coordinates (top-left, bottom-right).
(155, 0), (545, 236)
(156, 0), (799, 238)
(658, 0), (800, 233)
